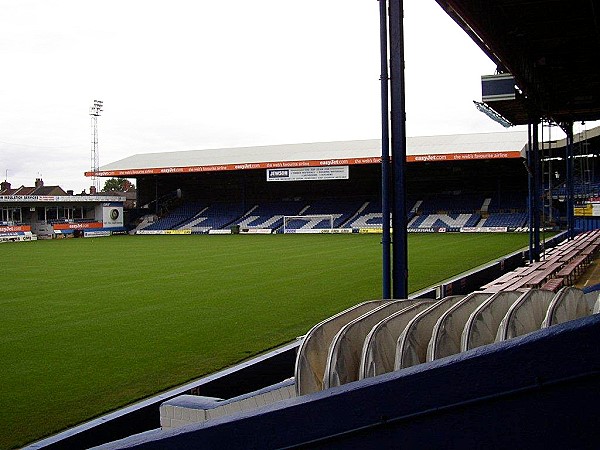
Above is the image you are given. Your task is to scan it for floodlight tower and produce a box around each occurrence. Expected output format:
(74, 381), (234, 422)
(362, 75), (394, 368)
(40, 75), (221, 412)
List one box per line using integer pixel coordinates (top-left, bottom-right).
(90, 100), (103, 192)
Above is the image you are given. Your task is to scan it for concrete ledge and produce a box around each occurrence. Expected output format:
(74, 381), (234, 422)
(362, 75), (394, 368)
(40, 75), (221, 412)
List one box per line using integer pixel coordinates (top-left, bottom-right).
(26, 340), (299, 449)
(160, 379), (295, 429)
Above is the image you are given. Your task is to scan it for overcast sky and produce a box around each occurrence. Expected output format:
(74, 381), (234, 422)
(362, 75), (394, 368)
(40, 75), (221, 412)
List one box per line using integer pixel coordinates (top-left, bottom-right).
(1, 0), (531, 193)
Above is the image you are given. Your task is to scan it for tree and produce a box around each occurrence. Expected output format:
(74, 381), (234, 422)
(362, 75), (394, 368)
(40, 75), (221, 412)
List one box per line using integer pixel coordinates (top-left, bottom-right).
(103, 178), (135, 192)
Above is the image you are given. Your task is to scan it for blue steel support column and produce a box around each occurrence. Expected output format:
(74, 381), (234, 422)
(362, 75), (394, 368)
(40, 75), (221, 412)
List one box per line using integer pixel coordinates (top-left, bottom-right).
(527, 123), (534, 263)
(565, 122), (575, 239)
(155, 176), (159, 215)
(532, 121), (541, 261)
(388, 0), (408, 299)
(379, 0), (391, 299)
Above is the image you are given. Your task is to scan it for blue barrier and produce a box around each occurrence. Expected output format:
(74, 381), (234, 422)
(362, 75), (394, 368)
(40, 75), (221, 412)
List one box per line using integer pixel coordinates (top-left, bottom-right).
(99, 314), (600, 449)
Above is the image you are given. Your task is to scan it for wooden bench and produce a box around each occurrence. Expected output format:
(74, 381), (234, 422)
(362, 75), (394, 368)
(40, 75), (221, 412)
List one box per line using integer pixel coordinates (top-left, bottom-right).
(480, 230), (600, 293)
(556, 254), (588, 285)
(525, 267), (560, 289)
(559, 249), (580, 263)
(580, 243), (600, 263)
(540, 278), (564, 292)
(480, 266), (533, 291)
(501, 272), (541, 291)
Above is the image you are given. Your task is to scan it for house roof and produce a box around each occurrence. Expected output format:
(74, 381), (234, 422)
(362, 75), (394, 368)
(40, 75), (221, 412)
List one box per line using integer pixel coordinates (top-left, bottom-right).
(0, 183), (67, 197)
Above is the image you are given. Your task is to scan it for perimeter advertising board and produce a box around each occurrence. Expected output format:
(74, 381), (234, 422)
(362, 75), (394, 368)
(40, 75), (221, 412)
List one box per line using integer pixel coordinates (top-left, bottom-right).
(574, 203), (600, 217)
(95, 203), (124, 228)
(53, 222), (103, 231)
(0, 225), (31, 234)
(267, 166), (349, 182)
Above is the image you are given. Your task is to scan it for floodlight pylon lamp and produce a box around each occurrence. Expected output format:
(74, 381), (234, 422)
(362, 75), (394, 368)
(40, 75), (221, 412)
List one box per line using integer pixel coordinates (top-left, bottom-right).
(90, 100), (103, 117)
(473, 100), (513, 128)
(90, 99), (103, 191)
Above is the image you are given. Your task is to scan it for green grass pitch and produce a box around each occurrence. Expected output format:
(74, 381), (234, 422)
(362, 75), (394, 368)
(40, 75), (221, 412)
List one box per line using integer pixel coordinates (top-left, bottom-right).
(0, 232), (530, 448)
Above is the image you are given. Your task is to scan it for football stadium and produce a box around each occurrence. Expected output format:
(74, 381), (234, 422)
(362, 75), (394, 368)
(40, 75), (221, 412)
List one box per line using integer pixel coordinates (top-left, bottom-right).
(2, 1), (600, 449)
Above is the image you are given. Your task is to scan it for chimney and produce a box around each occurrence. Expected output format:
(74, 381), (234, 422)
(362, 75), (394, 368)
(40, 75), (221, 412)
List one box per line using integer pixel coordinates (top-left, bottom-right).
(0, 181), (10, 191)
(67, 190), (74, 196)
(35, 178), (44, 188)
(90, 186), (97, 195)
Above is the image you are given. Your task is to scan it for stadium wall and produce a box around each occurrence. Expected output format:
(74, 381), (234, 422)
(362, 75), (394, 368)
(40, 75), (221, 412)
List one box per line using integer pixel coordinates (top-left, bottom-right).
(576, 217), (600, 232)
(100, 314), (600, 449)
(28, 342), (299, 449)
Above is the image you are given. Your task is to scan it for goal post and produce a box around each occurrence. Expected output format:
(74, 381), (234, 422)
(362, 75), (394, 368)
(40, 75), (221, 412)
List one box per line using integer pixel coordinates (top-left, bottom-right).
(282, 215), (334, 233)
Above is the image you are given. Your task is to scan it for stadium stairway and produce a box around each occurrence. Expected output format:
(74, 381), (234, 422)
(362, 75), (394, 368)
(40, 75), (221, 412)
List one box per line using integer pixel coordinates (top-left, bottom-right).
(338, 200), (369, 228)
(133, 214), (158, 233)
(343, 200), (383, 229)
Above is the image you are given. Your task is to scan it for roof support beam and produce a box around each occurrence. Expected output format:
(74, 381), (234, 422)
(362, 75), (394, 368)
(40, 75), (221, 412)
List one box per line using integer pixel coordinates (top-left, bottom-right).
(379, 0), (392, 299)
(526, 121), (541, 263)
(388, 0), (409, 299)
(564, 122), (575, 239)
(532, 121), (541, 261)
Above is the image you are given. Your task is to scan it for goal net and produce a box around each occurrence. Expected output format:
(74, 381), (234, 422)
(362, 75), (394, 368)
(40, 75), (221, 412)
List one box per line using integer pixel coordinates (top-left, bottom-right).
(282, 215), (334, 234)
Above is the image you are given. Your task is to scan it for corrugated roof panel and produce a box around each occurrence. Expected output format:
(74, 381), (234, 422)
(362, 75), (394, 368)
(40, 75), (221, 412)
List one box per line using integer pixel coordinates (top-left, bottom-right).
(94, 131), (528, 177)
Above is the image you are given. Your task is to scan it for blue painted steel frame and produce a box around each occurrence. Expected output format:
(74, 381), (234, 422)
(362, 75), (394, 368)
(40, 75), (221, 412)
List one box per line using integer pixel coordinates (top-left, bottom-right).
(388, 0), (409, 299)
(379, 0), (391, 299)
(533, 122), (541, 260)
(527, 123), (534, 262)
(566, 123), (575, 239)
(527, 121), (541, 262)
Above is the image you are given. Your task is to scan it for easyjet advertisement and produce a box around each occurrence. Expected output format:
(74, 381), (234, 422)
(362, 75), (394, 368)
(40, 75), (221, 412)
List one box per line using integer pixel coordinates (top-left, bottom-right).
(86, 151), (522, 177)
(0, 225), (31, 233)
(53, 222), (103, 230)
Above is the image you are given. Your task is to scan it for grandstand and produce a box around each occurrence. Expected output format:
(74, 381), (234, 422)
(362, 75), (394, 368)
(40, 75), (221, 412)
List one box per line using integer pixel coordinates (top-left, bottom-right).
(134, 197), (530, 234)
(97, 130), (542, 235)
(0, 178), (126, 241)
(132, 189), (535, 234)
(85, 126), (600, 238)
